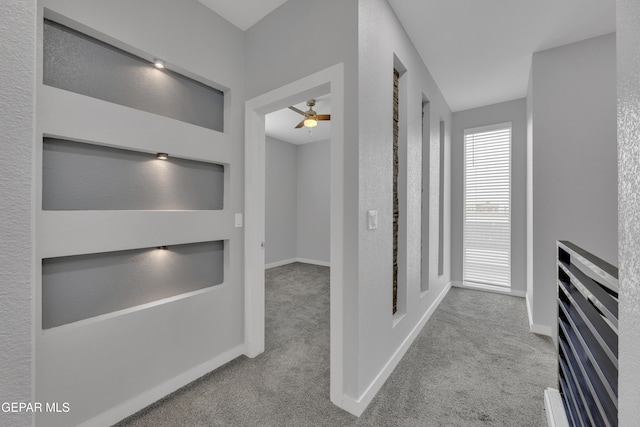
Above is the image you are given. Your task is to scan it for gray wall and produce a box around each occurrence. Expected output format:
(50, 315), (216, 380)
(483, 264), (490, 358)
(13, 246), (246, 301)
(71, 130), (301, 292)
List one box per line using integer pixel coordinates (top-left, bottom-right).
(35, 1), (246, 425)
(297, 140), (330, 263)
(43, 241), (224, 328)
(44, 19), (224, 131)
(617, 0), (640, 423)
(43, 138), (224, 210)
(265, 136), (298, 265)
(357, 0), (452, 399)
(246, 0), (361, 398)
(528, 33), (618, 334)
(0, 1), (35, 426)
(452, 99), (527, 295)
(265, 137), (331, 266)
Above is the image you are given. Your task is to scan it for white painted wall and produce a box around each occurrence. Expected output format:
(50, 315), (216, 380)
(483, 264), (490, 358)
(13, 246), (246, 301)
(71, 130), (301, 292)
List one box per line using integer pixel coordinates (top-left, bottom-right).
(265, 136), (298, 265)
(246, 0), (361, 403)
(617, 0), (640, 423)
(265, 137), (330, 267)
(528, 33), (618, 336)
(297, 140), (331, 263)
(34, 1), (246, 425)
(356, 0), (452, 410)
(451, 99), (527, 296)
(247, 0), (453, 414)
(0, 1), (36, 427)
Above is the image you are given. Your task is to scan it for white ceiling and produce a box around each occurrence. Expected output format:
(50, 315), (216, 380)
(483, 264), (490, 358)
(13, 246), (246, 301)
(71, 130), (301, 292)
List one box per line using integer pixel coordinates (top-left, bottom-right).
(265, 96), (331, 145)
(198, 0), (288, 31)
(388, 0), (616, 112)
(199, 0), (616, 119)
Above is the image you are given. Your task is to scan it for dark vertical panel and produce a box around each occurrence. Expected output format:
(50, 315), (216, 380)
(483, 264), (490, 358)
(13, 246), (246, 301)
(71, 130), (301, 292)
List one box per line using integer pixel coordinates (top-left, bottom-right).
(421, 99), (430, 292)
(393, 69), (399, 314)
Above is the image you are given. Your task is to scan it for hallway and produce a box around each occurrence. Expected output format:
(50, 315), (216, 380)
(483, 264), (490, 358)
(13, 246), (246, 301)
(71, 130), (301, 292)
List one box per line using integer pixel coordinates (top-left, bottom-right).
(118, 263), (555, 426)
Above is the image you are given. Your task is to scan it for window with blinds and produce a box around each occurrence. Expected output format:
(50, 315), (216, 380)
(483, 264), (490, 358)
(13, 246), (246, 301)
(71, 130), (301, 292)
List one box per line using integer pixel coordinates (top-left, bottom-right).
(463, 123), (511, 288)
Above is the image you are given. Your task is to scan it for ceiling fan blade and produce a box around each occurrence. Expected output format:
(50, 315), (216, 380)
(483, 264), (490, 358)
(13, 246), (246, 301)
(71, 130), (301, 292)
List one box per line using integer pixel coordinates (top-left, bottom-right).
(317, 114), (331, 121)
(295, 119), (305, 128)
(288, 106), (306, 116)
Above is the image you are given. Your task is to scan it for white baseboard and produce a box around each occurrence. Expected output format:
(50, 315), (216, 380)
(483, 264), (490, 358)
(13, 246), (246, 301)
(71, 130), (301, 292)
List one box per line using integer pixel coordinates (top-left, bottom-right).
(544, 388), (569, 427)
(526, 293), (553, 337)
(265, 258), (297, 269)
(341, 282), (452, 416)
(453, 281), (526, 298)
(265, 257), (330, 269)
(78, 345), (245, 427)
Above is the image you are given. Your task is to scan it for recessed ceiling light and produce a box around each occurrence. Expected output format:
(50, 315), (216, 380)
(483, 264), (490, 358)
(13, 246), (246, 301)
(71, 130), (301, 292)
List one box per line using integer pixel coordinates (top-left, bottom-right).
(156, 153), (169, 160)
(153, 59), (165, 69)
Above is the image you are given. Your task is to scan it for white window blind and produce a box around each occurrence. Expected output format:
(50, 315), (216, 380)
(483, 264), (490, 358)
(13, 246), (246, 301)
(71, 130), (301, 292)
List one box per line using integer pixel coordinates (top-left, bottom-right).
(463, 123), (511, 288)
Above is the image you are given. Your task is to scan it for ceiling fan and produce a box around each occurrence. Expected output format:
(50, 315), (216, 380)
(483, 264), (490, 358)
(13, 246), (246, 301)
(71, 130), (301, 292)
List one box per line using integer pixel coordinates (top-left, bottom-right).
(288, 99), (330, 128)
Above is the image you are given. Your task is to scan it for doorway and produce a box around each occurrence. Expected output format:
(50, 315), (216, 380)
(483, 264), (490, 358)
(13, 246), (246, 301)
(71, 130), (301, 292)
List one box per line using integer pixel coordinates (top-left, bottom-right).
(244, 64), (345, 409)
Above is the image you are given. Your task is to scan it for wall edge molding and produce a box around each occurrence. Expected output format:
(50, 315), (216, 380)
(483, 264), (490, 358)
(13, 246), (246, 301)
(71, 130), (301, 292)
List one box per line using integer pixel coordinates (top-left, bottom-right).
(77, 344), (245, 427)
(341, 282), (452, 416)
(265, 258), (330, 269)
(526, 293), (553, 337)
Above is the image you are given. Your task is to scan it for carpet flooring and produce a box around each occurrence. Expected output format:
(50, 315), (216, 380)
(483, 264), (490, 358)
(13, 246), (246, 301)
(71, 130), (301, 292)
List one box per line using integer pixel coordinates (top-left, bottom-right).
(116, 262), (556, 426)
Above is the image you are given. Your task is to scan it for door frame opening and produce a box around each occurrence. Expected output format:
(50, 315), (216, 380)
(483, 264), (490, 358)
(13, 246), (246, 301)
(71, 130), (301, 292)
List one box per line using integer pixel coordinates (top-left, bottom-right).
(244, 64), (346, 409)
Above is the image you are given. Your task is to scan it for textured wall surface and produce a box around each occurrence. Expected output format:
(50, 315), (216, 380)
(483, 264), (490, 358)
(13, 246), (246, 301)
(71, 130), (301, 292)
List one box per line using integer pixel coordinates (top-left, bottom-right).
(265, 136), (298, 264)
(0, 1), (35, 426)
(617, 0), (640, 423)
(35, 1), (246, 425)
(530, 34), (618, 334)
(358, 0), (452, 398)
(43, 138), (224, 210)
(297, 140), (330, 263)
(43, 19), (224, 131)
(452, 99), (527, 295)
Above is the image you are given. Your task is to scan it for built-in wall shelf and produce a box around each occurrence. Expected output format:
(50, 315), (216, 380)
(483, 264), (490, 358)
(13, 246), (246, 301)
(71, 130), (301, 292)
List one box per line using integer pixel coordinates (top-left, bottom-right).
(42, 241), (225, 329)
(43, 138), (225, 211)
(556, 240), (618, 427)
(43, 18), (224, 131)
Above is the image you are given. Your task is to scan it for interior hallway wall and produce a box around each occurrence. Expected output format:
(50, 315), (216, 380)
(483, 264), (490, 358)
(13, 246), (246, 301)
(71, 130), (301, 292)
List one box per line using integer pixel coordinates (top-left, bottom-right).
(451, 98), (527, 296)
(617, 0), (640, 423)
(265, 136), (298, 265)
(246, 0), (361, 400)
(528, 33), (617, 337)
(0, 1), (36, 426)
(265, 136), (330, 266)
(34, 0), (246, 425)
(297, 139), (331, 263)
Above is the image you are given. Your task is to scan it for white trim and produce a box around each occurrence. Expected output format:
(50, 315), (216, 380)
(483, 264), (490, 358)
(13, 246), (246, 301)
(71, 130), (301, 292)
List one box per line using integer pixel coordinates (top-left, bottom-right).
(342, 283), (452, 416)
(244, 64), (345, 408)
(77, 345), (244, 427)
(265, 258), (331, 269)
(453, 281), (526, 298)
(265, 258), (297, 269)
(544, 388), (570, 427)
(526, 293), (553, 337)
(295, 257), (330, 267)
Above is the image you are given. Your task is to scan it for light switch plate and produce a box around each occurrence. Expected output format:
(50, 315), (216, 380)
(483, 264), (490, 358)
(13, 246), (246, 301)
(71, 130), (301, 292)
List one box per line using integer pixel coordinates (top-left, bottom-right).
(235, 213), (243, 227)
(367, 210), (378, 230)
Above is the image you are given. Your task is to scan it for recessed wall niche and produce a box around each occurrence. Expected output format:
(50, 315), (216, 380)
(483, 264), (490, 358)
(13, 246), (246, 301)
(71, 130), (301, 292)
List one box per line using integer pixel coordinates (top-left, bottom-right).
(42, 241), (225, 329)
(42, 138), (224, 210)
(43, 19), (224, 131)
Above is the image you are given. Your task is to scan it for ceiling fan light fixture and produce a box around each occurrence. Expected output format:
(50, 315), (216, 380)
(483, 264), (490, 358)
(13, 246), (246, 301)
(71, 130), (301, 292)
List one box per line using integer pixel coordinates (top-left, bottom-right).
(304, 117), (318, 127)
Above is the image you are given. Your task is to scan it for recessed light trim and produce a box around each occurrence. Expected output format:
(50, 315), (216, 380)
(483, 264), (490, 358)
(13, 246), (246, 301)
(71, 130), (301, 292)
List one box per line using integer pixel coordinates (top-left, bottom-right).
(156, 153), (169, 160)
(153, 59), (165, 69)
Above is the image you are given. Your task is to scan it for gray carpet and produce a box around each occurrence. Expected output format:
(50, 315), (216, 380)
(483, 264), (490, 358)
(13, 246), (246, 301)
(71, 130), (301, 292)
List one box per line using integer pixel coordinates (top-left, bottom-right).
(116, 262), (556, 426)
